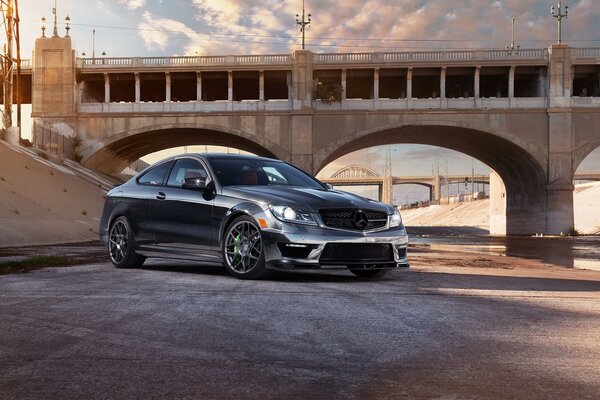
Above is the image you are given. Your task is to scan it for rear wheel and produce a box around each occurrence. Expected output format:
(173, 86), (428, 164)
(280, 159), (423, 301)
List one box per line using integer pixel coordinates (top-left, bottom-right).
(108, 216), (146, 268)
(349, 268), (389, 278)
(223, 216), (271, 280)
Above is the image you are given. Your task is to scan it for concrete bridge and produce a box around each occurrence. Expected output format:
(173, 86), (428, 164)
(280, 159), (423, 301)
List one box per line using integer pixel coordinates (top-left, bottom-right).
(320, 165), (490, 204)
(26, 33), (600, 235)
(320, 165), (599, 205)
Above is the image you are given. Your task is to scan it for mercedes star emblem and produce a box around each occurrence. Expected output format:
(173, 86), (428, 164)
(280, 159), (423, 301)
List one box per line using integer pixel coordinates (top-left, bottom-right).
(352, 210), (369, 229)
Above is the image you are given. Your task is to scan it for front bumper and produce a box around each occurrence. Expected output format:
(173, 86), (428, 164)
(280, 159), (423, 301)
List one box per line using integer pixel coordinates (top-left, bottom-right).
(260, 221), (409, 271)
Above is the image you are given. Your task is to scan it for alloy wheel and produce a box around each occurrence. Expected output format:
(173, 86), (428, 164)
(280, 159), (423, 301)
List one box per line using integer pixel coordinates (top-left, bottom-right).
(109, 220), (129, 264)
(224, 220), (262, 273)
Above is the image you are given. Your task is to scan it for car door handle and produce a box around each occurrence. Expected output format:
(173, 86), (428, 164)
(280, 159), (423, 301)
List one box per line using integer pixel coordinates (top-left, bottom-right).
(156, 192), (166, 200)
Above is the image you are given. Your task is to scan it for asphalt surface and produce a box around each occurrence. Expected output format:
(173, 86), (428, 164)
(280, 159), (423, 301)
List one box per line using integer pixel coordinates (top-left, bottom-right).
(1, 260), (600, 399)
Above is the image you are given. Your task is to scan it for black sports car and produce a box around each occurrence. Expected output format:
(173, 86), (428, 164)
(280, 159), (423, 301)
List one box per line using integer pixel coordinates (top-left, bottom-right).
(99, 154), (409, 279)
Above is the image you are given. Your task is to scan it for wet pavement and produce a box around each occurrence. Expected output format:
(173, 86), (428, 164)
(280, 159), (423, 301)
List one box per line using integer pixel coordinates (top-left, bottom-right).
(1, 257), (600, 399)
(408, 227), (600, 271)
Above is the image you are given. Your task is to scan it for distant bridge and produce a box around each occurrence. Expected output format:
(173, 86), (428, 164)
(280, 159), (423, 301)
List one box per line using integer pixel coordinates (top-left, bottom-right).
(321, 165), (600, 204)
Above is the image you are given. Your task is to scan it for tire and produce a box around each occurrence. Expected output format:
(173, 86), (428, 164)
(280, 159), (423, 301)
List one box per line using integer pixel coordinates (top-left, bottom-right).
(349, 268), (389, 278)
(108, 216), (146, 269)
(222, 215), (271, 280)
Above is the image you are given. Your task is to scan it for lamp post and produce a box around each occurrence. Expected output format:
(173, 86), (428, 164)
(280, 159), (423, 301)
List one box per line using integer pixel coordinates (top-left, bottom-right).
(295, 0), (311, 50)
(41, 16), (46, 37)
(550, 2), (568, 44)
(52, 0), (58, 37)
(65, 15), (70, 37)
(506, 16), (520, 54)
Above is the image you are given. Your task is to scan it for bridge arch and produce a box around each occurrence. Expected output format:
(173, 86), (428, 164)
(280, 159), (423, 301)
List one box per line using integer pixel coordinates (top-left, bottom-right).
(330, 165), (382, 178)
(314, 121), (548, 235)
(573, 138), (600, 178)
(81, 123), (289, 176)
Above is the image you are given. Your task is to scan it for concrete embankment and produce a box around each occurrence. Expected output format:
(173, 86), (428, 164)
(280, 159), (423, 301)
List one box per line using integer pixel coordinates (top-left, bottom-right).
(0, 142), (109, 247)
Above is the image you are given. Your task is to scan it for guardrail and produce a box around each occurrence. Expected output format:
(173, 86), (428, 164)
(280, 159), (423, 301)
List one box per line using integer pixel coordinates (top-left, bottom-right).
(314, 49), (549, 63)
(79, 54), (292, 67)
(64, 47), (600, 70)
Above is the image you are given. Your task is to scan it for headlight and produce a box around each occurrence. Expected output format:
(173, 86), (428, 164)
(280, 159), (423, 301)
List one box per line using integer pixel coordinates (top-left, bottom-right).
(269, 205), (318, 226)
(389, 210), (403, 227)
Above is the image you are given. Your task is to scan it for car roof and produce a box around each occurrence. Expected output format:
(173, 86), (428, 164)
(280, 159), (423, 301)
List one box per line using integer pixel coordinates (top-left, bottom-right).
(185, 153), (281, 162)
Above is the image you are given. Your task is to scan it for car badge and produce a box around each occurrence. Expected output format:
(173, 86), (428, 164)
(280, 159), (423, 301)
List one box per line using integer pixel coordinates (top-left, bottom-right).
(352, 210), (369, 229)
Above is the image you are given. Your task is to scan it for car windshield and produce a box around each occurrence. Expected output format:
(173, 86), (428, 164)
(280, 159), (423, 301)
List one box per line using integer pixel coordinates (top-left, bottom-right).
(210, 158), (324, 189)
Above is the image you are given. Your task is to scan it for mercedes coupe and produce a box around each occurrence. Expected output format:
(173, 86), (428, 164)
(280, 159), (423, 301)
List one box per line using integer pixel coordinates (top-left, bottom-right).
(99, 154), (409, 279)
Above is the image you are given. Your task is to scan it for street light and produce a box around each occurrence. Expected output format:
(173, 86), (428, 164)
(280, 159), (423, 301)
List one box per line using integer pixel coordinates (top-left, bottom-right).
(550, 2), (568, 44)
(41, 16), (46, 37)
(65, 15), (70, 37)
(295, 0), (311, 50)
(506, 16), (520, 55)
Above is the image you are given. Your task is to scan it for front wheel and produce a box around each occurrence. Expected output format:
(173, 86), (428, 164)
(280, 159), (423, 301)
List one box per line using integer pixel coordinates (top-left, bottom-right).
(108, 216), (146, 268)
(223, 216), (271, 280)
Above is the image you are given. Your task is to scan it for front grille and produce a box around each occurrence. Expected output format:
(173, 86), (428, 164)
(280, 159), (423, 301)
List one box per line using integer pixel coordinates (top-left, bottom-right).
(319, 208), (387, 231)
(320, 243), (394, 263)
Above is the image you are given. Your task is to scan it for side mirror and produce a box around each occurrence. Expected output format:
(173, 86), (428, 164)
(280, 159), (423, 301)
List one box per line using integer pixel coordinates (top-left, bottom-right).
(182, 177), (206, 190)
(325, 183), (334, 190)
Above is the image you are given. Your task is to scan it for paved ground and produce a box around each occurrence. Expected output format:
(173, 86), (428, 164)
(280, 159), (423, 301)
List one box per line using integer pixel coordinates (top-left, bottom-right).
(1, 256), (600, 399)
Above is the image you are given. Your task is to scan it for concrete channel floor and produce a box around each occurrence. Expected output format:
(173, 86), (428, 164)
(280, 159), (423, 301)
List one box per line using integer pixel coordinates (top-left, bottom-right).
(1, 259), (600, 399)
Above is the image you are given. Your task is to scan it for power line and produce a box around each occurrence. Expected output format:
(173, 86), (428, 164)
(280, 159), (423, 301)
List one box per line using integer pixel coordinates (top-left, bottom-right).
(19, 19), (600, 45)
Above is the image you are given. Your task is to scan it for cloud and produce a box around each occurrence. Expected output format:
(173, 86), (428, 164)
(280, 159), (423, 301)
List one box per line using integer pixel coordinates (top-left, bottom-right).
(118, 0), (146, 10)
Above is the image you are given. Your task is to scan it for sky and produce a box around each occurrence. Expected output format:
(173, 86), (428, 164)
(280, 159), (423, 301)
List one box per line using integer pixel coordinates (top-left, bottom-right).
(9, 0), (600, 203)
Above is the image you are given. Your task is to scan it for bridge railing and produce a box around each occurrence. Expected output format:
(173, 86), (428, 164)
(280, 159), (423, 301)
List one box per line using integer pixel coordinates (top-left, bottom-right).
(572, 48), (600, 58)
(314, 49), (549, 64)
(78, 54), (292, 68)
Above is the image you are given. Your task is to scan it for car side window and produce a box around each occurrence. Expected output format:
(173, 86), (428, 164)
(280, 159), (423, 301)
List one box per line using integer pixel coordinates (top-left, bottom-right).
(137, 161), (174, 186)
(167, 158), (208, 188)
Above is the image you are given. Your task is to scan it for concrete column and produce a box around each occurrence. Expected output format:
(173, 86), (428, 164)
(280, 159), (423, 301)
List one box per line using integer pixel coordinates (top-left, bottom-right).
(509, 66), (515, 98)
(548, 44), (573, 106)
(407, 67), (413, 99)
(341, 69), (347, 101)
(433, 174), (441, 202)
(196, 72), (202, 101)
(382, 175), (394, 205)
(227, 71), (233, 101)
(134, 73), (140, 103)
(291, 50), (313, 109)
(440, 67), (446, 99)
(373, 68), (379, 100)
(291, 114), (313, 174)
(104, 73), (110, 103)
(474, 67), (480, 98)
(544, 44), (575, 234)
(286, 70), (293, 101)
(165, 72), (171, 102)
(259, 70), (265, 101)
(547, 110), (575, 234)
(489, 171), (506, 236)
(537, 67), (546, 97)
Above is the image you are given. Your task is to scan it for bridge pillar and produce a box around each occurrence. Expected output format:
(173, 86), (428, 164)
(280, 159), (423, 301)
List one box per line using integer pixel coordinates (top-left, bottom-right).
(31, 34), (77, 155)
(489, 171), (506, 235)
(291, 115), (313, 173)
(165, 72), (171, 102)
(433, 174), (441, 202)
(292, 50), (313, 109)
(544, 44), (575, 234)
(373, 68), (379, 100)
(381, 175), (394, 205)
(103, 73), (110, 103)
(196, 72), (202, 101)
(406, 67), (413, 100)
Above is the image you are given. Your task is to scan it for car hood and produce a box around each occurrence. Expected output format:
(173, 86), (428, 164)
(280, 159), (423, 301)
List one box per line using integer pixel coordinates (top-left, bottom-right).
(222, 186), (393, 214)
